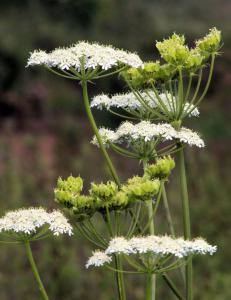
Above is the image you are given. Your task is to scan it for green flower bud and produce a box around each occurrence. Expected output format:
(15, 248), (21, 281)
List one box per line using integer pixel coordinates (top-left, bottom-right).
(143, 61), (160, 73)
(90, 181), (118, 198)
(90, 181), (118, 208)
(72, 195), (94, 211)
(157, 63), (176, 80)
(145, 156), (175, 180)
(185, 48), (205, 72)
(121, 67), (144, 88)
(55, 176), (96, 221)
(55, 176), (84, 207)
(156, 33), (190, 67)
(196, 28), (221, 56)
(54, 189), (75, 207)
(71, 195), (95, 221)
(112, 191), (129, 208)
(57, 176), (83, 194)
(123, 176), (160, 202)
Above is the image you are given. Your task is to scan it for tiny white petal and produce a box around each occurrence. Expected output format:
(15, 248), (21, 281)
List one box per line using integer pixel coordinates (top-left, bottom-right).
(27, 41), (143, 71)
(92, 121), (205, 148)
(91, 91), (199, 117)
(86, 250), (112, 268)
(105, 235), (217, 258)
(0, 208), (73, 237)
(105, 237), (135, 255)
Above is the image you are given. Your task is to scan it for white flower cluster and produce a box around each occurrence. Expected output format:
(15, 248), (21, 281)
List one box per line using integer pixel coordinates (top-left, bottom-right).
(92, 121), (205, 148)
(91, 91), (199, 117)
(86, 235), (217, 268)
(0, 208), (73, 236)
(27, 42), (143, 71)
(86, 250), (112, 269)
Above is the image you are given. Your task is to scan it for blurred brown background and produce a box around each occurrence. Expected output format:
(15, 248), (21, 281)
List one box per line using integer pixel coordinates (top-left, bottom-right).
(0, 0), (230, 299)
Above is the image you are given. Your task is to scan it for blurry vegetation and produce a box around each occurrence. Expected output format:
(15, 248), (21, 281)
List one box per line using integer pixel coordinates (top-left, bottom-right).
(0, 0), (230, 299)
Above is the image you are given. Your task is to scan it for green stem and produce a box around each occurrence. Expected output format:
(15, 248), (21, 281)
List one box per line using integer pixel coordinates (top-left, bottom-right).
(81, 79), (126, 300)
(114, 255), (126, 300)
(162, 274), (183, 300)
(161, 183), (175, 236)
(24, 241), (49, 300)
(185, 73), (193, 103)
(190, 69), (203, 104)
(195, 54), (215, 105)
(81, 80), (121, 187)
(143, 159), (156, 300)
(179, 148), (192, 300)
(177, 68), (184, 118)
(141, 186), (162, 235)
(146, 273), (153, 300)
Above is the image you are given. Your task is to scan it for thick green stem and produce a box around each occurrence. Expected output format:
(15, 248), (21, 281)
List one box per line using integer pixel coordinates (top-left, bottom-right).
(147, 200), (156, 300)
(81, 79), (126, 300)
(114, 255), (126, 300)
(161, 183), (175, 236)
(24, 241), (49, 300)
(146, 273), (153, 300)
(179, 149), (192, 300)
(82, 80), (121, 187)
(143, 159), (156, 300)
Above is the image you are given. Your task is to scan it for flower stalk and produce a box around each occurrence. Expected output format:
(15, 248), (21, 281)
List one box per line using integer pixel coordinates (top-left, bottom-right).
(81, 79), (121, 186)
(81, 79), (126, 300)
(24, 241), (49, 300)
(179, 148), (192, 300)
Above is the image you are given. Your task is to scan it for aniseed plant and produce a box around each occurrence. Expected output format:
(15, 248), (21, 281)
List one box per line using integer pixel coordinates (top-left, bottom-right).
(0, 28), (221, 300)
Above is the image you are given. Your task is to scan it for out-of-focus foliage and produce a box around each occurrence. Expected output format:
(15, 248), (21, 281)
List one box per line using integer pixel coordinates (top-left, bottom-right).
(0, 0), (230, 299)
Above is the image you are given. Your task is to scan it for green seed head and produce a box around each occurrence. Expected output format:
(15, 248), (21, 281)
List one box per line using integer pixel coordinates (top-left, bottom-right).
(196, 27), (221, 56)
(145, 156), (175, 180)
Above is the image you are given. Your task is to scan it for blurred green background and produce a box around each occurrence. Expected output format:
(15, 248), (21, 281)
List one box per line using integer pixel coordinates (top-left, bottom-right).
(0, 0), (230, 299)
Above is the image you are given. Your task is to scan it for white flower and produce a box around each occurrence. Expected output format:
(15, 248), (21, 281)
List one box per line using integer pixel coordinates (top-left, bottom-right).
(175, 127), (205, 147)
(106, 235), (217, 258)
(0, 208), (73, 237)
(184, 238), (217, 255)
(86, 250), (112, 268)
(27, 50), (49, 66)
(86, 235), (217, 269)
(105, 237), (135, 255)
(48, 210), (73, 236)
(91, 128), (118, 147)
(91, 91), (199, 117)
(27, 41), (143, 71)
(92, 121), (205, 148)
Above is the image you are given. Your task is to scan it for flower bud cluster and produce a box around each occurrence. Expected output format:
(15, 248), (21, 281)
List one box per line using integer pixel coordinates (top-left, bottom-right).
(54, 175), (160, 221)
(196, 27), (221, 56)
(55, 176), (95, 220)
(145, 156), (175, 180)
(121, 62), (175, 88)
(156, 33), (190, 67)
(122, 176), (160, 202)
(121, 28), (221, 89)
